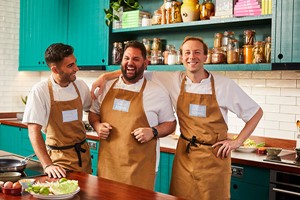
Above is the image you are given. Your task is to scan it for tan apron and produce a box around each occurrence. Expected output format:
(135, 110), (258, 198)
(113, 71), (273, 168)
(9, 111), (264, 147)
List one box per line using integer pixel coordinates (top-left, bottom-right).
(45, 79), (92, 173)
(98, 79), (156, 190)
(170, 75), (231, 200)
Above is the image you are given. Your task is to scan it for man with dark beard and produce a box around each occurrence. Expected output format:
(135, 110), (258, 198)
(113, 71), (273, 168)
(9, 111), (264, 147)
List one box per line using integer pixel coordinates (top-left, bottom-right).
(88, 41), (176, 190)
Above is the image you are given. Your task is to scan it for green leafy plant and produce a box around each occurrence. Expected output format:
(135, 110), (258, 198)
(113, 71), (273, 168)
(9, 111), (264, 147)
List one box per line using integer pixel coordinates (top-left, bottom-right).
(104, 0), (142, 26)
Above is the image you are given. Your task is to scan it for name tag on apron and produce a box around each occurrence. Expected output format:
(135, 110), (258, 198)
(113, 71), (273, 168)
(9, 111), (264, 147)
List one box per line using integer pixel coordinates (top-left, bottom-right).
(113, 98), (131, 112)
(62, 109), (78, 122)
(189, 104), (206, 117)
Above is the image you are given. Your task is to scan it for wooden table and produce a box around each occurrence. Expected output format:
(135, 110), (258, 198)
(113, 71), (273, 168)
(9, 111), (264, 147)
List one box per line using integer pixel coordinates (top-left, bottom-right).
(0, 172), (185, 200)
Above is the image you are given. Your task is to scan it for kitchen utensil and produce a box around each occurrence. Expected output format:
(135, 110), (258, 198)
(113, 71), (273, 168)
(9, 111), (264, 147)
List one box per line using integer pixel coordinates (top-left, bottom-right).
(0, 172), (22, 182)
(266, 148), (282, 157)
(0, 154), (36, 173)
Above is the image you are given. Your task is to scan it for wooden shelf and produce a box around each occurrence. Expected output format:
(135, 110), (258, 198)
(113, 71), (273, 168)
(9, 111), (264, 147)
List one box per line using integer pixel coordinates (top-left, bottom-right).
(112, 15), (272, 34)
(105, 63), (272, 71)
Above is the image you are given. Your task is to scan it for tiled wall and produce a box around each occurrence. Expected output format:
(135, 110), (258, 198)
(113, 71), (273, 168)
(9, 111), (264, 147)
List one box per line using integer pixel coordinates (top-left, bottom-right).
(0, 0), (299, 142)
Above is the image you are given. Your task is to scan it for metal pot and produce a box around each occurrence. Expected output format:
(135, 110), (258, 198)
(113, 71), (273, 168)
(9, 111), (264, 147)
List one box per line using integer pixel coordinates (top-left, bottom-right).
(0, 154), (36, 173)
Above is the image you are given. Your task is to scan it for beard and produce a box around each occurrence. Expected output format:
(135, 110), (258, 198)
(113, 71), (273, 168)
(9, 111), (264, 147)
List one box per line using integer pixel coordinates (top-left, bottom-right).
(121, 63), (145, 83)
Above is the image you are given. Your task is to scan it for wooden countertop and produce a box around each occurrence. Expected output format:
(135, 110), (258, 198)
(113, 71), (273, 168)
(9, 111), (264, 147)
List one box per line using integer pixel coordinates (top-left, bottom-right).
(1, 118), (299, 174)
(0, 172), (184, 200)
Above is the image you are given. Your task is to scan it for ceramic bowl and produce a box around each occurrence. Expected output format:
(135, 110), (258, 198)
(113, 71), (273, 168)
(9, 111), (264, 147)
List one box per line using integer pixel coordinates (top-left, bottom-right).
(266, 148), (282, 157)
(1, 187), (22, 196)
(0, 172), (21, 182)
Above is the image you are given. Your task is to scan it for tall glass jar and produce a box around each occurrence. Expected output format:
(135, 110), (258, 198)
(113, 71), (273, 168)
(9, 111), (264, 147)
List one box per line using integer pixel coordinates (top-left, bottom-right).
(243, 45), (253, 64)
(151, 50), (163, 65)
(143, 38), (151, 63)
(227, 39), (239, 64)
(152, 38), (161, 51)
(167, 45), (177, 65)
(112, 42), (123, 64)
(264, 36), (271, 63)
(200, 0), (215, 20)
(222, 31), (235, 47)
(244, 30), (256, 45)
(214, 33), (223, 48)
(252, 41), (265, 63)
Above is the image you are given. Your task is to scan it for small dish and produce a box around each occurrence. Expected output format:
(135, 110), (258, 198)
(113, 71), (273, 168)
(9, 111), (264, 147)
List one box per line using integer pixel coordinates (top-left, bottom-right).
(266, 148), (282, 157)
(1, 186), (22, 196)
(235, 146), (257, 153)
(19, 178), (35, 189)
(0, 172), (22, 182)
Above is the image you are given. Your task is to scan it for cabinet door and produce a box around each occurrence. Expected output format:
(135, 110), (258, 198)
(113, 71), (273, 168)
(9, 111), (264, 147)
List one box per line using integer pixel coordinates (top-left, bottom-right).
(155, 152), (174, 194)
(20, 128), (35, 157)
(0, 125), (21, 155)
(273, 0), (300, 62)
(231, 179), (269, 200)
(19, 0), (68, 71)
(68, 0), (109, 67)
(87, 139), (99, 176)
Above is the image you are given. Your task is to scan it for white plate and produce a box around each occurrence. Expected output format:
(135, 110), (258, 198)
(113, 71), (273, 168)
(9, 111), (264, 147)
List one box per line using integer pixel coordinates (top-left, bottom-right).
(29, 187), (80, 200)
(235, 147), (257, 153)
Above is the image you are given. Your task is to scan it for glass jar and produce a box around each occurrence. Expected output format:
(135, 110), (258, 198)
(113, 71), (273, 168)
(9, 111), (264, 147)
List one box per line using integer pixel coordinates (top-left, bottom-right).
(167, 45), (177, 65)
(151, 50), (163, 65)
(243, 45), (253, 64)
(222, 31), (235, 47)
(264, 36), (271, 63)
(142, 15), (151, 26)
(211, 48), (226, 64)
(151, 38), (161, 51)
(252, 41), (265, 63)
(200, 0), (215, 20)
(112, 42), (123, 64)
(171, 1), (183, 23)
(244, 30), (256, 45)
(176, 50), (182, 64)
(227, 39), (239, 64)
(214, 33), (223, 48)
(204, 49), (212, 64)
(143, 38), (152, 62)
(152, 10), (162, 25)
(238, 48), (244, 63)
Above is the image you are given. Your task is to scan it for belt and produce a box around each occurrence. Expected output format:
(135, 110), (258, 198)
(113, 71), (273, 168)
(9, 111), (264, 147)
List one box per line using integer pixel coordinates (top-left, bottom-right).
(180, 134), (212, 153)
(47, 139), (87, 167)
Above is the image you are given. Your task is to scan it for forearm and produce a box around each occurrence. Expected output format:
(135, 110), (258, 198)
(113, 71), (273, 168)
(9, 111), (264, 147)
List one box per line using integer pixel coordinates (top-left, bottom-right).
(235, 107), (263, 146)
(153, 120), (176, 138)
(28, 124), (52, 168)
(88, 112), (101, 129)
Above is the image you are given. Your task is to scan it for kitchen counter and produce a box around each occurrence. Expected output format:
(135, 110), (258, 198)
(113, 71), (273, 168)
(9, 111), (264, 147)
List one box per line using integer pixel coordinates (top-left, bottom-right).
(0, 151), (184, 200)
(1, 118), (300, 174)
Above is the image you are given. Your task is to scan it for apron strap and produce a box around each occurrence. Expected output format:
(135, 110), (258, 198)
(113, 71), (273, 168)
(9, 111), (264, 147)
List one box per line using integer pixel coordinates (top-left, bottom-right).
(180, 134), (212, 153)
(47, 139), (87, 167)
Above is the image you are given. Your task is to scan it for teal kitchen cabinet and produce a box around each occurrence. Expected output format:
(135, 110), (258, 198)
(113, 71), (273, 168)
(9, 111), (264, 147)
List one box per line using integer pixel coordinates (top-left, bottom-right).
(272, 0), (300, 63)
(19, 0), (68, 71)
(87, 139), (99, 176)
(155, 152), (174, 194)
(68, 0), (109, 67)
(0, 124), (22, 155)
(230, 164), (270, 200)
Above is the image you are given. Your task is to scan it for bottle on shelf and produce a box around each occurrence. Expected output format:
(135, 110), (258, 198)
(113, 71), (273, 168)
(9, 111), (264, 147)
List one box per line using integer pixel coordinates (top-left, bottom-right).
(112, 42), (123, 65)
(227, 39), (239, 64)
(200, 0), (215, 20)
(252, 41), (265, 63)
(264, 36), (271, 63)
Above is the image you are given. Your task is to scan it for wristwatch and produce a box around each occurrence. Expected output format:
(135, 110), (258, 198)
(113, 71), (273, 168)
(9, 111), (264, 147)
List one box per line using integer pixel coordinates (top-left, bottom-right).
(151, 127), (158, 138)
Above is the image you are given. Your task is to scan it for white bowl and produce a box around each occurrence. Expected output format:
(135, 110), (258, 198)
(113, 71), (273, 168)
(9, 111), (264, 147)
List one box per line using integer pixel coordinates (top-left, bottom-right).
(235, 146), (257, 153)
(19, 178), (35, 189)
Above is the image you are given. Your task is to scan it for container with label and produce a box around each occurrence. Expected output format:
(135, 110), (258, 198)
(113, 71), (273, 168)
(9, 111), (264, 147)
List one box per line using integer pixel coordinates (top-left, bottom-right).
(243, 45), (253, 64)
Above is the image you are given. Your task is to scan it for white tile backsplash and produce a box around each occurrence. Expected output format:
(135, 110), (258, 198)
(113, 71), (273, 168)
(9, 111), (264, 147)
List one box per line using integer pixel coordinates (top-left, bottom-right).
(0, 0), (299, 143)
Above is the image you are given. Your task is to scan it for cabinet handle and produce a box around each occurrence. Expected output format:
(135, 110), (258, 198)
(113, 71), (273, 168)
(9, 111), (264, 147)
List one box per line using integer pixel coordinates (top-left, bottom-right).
(233, 184), (238, 190)
(38, 61), (41, 64)
(91, 155), (94, 159)
(273, 188), (300, 196)
(277, 53), (283, 59)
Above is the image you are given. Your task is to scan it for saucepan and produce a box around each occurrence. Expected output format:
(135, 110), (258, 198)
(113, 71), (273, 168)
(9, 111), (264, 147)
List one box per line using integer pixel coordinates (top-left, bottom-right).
(0, 154), (36, 173)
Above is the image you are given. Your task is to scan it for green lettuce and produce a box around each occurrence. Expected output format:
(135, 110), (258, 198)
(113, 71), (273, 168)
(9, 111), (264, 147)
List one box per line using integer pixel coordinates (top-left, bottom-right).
(50, 180), (78, 195)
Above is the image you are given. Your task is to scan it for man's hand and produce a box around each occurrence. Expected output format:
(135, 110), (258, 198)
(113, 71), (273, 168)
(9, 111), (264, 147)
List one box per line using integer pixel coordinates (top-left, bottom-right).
(212, 139), (242, 159)
(90, 74), (106, 100)
(95, 122), (112, 140)
(131, 127), (154, 143)
(44, 164), (66, 178)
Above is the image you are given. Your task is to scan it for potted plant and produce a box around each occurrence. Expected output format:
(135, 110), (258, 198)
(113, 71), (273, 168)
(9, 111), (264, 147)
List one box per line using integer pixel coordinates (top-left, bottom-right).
(104, 0), (142, 26)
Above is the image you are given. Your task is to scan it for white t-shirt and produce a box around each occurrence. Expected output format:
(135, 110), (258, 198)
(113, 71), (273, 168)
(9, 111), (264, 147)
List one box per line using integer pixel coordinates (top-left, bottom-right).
(145, 71), (260, 124)
(22, 75), (92, 132)
(90, 76), (176, 171)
